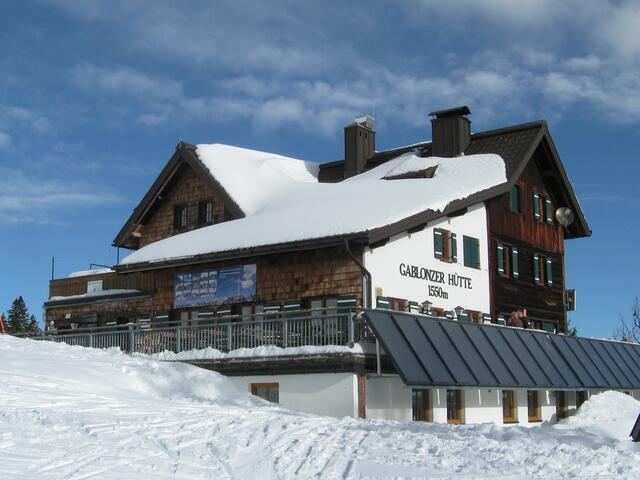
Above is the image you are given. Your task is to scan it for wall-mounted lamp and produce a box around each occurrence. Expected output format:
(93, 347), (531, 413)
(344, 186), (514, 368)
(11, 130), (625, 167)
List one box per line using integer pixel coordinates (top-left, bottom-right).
(454, 305), (464, 319)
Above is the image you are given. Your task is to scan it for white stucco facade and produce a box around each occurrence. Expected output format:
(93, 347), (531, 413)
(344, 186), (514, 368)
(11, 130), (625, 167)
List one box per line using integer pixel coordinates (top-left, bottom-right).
(227, 372), (638, 426)
(364, 202), (490, 315)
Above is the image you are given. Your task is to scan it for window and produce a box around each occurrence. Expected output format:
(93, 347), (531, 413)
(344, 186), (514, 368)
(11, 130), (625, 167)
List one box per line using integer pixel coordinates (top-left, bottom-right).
(198, 200), (215, 226)
(533, 254), (553, 287)
(533, 192), (554, 223)
(412, 389), (432, 422)
(463, 236), (480, 269)
(510, 184), (521, 213)
(576, 391), (588, 410)
(497, 243), (519, 279)
(527, 390), (541, 422)
(502, 390), (518, 423)
(555, 391), (568, 420)
(173, 204), (188, 230)
(251, 383), (279, 403)
(446, 389), (464, 424)
(434, 228), (457, 263)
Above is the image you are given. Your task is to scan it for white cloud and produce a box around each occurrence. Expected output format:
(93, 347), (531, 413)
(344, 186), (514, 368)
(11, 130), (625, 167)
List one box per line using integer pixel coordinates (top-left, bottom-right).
(0, 167), (125, 225)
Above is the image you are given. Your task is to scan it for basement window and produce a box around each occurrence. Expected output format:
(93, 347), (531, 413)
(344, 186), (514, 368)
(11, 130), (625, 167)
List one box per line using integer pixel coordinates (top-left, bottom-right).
(446, 389), (464, 424)
(251, 383), (279, 404)
(527, 390), (541, 422)
(497, 243), (519, 279)
(434, 228), (457, 263)
(412, 389), (432, 422)
(502, 390), (518, 423)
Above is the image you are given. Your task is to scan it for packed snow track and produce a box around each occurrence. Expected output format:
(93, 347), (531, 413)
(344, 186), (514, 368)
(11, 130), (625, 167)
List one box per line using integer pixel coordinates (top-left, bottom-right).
(1, 336), (639, 479)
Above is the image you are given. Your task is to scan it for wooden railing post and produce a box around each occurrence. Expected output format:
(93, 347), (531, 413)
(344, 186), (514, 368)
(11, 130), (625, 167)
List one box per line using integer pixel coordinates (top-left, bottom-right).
(348, 311), (355, 345)
(128, 324), (135, 354)
(227, 323), (233, 352)
(282, 317), (288, 348)
(175, 326), (182, 353)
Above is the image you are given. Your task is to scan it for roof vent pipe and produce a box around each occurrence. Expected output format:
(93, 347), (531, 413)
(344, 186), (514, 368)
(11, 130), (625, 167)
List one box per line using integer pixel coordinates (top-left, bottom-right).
(429, 106), (471, 157)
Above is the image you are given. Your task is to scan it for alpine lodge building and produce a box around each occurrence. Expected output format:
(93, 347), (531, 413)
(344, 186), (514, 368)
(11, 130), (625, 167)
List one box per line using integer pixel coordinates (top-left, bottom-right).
(43, 106), (640, 425)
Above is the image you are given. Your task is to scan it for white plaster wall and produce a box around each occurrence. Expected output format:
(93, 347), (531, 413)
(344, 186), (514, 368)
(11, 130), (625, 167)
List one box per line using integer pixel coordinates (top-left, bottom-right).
(228, 373), (358, 418)
(365, 375), (412, 421)
(432, 388), (448, 424)
(364, 202), (490, 314)
(464, 388), (502, 424)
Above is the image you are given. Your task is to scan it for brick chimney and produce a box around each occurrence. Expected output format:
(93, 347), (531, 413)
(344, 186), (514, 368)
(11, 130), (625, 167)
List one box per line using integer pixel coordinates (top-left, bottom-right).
(344, 115), (375, 179)
(429, 106), (471, 157)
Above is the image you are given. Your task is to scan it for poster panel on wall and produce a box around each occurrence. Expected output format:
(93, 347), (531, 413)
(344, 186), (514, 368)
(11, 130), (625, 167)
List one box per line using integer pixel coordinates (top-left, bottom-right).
(174, 264), (257, 308)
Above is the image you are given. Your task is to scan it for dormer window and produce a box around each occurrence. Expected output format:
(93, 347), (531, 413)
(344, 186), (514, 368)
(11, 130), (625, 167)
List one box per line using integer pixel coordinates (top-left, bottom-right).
(198, 200), (214, 226)
(174, 204), (188, 230)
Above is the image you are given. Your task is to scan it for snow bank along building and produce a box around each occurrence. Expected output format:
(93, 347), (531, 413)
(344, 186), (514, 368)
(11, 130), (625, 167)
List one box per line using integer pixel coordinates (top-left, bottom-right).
(44, 106), (640, 425)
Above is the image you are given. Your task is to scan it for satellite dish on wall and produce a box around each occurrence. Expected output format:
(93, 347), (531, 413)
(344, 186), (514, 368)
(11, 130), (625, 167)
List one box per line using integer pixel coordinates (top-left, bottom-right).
(555, 207), (575, 227)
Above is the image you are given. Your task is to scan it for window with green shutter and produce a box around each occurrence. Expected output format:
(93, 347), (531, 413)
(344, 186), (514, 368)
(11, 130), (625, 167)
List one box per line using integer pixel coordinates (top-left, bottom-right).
(511, 248), (519, 279)
(497, 244), (505, 275)
(451, 233), (457, 263)
(434, 229), (443, 259)
(510, 184), (521, 213)
(463, 236), (480, 269)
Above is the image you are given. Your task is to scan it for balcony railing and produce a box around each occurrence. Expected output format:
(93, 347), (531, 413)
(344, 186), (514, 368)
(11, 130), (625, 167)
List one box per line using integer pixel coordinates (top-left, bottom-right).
(24, 308), (374, 355)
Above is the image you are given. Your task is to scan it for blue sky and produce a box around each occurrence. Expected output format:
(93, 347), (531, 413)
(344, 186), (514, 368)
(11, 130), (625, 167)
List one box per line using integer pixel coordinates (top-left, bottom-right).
(1, 0), (639, 337)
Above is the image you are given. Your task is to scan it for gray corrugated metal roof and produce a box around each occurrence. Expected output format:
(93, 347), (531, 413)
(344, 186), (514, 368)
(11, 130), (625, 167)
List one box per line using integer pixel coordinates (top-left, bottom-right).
(363, 309), (640, 389)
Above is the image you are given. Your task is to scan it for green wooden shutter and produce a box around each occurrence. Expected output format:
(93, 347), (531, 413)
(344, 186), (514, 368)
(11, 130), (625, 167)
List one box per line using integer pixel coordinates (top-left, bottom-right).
(533, 193), (541, 221)
(376, 296), (390, 309)
(533, 254), (540, 284)
(451, 233), (458, 263)
(510, 185), (521, 213)
(543, 321), (556, 333)
(511, 247), (519, 279)
(496, 315), (506, 326)
(458, 311), (469, 322)
(434, 229), (443, 259)
(497, 244), (505, 275)
(545, 198), (553, 223)
(545, 258), (553, 287)
(445, 310), (454, 320)
(472, 238), (480, 269)
(482, 313), (492, 323)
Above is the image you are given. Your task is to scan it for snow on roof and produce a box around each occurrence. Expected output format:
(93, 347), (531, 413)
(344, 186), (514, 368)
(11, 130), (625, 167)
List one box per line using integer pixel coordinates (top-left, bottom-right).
(196, 144), (319, 214)
(68, 268), (114, 278)
(48, 289), (142, 302)
(120, 147), (506, 266)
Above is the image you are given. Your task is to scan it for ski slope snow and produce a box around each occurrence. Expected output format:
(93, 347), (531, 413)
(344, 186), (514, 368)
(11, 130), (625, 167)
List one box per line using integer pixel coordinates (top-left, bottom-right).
(1, 335), (639, 479)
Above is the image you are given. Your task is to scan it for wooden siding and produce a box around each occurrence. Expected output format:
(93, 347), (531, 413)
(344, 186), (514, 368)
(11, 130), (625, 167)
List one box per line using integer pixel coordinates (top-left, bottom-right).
(45, 296), (153, 328)
(486, 150), (567, 332)
(139, 165), (231, 248)
(49, 272), (155, 298)
(151, 246), (363, 313)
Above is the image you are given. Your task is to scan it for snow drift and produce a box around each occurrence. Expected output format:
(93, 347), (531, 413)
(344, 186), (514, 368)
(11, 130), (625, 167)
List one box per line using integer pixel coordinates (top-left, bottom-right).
(1, 335), (639, 479)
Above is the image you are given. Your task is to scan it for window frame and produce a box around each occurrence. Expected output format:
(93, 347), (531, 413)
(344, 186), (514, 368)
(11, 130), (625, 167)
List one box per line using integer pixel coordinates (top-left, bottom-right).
(497, 242), (519, 279)
(434, 228), (457, 263)
(446, 389), (464, 424)
(502, 390), (518, 424)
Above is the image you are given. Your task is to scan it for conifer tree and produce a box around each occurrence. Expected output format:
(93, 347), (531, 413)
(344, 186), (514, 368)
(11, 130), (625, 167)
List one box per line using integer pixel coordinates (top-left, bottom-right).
(7, 296), (31, 333)
(26, 314), (42, 335)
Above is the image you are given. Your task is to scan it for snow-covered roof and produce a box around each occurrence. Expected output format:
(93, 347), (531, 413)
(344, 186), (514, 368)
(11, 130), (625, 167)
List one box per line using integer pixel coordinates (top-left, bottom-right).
(68, 268), (114, 278)
(120, 145), (506, 266)
(48, 289), (143, 302)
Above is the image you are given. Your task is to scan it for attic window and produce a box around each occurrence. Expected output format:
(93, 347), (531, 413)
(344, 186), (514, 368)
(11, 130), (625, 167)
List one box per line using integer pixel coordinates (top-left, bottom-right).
(174, 204), (188, 230)
(383, 165), (437, 180)
(198, 200), (215, 226)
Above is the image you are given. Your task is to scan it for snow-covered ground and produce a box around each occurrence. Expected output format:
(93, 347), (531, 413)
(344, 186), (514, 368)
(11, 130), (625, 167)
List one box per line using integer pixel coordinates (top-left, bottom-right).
(1, 336), (639, 479)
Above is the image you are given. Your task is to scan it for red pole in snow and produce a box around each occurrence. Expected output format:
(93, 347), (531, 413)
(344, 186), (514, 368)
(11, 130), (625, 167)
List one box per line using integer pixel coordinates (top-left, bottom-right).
(0, 314), (5, 334)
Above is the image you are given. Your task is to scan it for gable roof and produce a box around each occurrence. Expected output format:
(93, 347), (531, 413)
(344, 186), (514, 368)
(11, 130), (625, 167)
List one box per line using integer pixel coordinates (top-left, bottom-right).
(115, 119), (590, 271)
